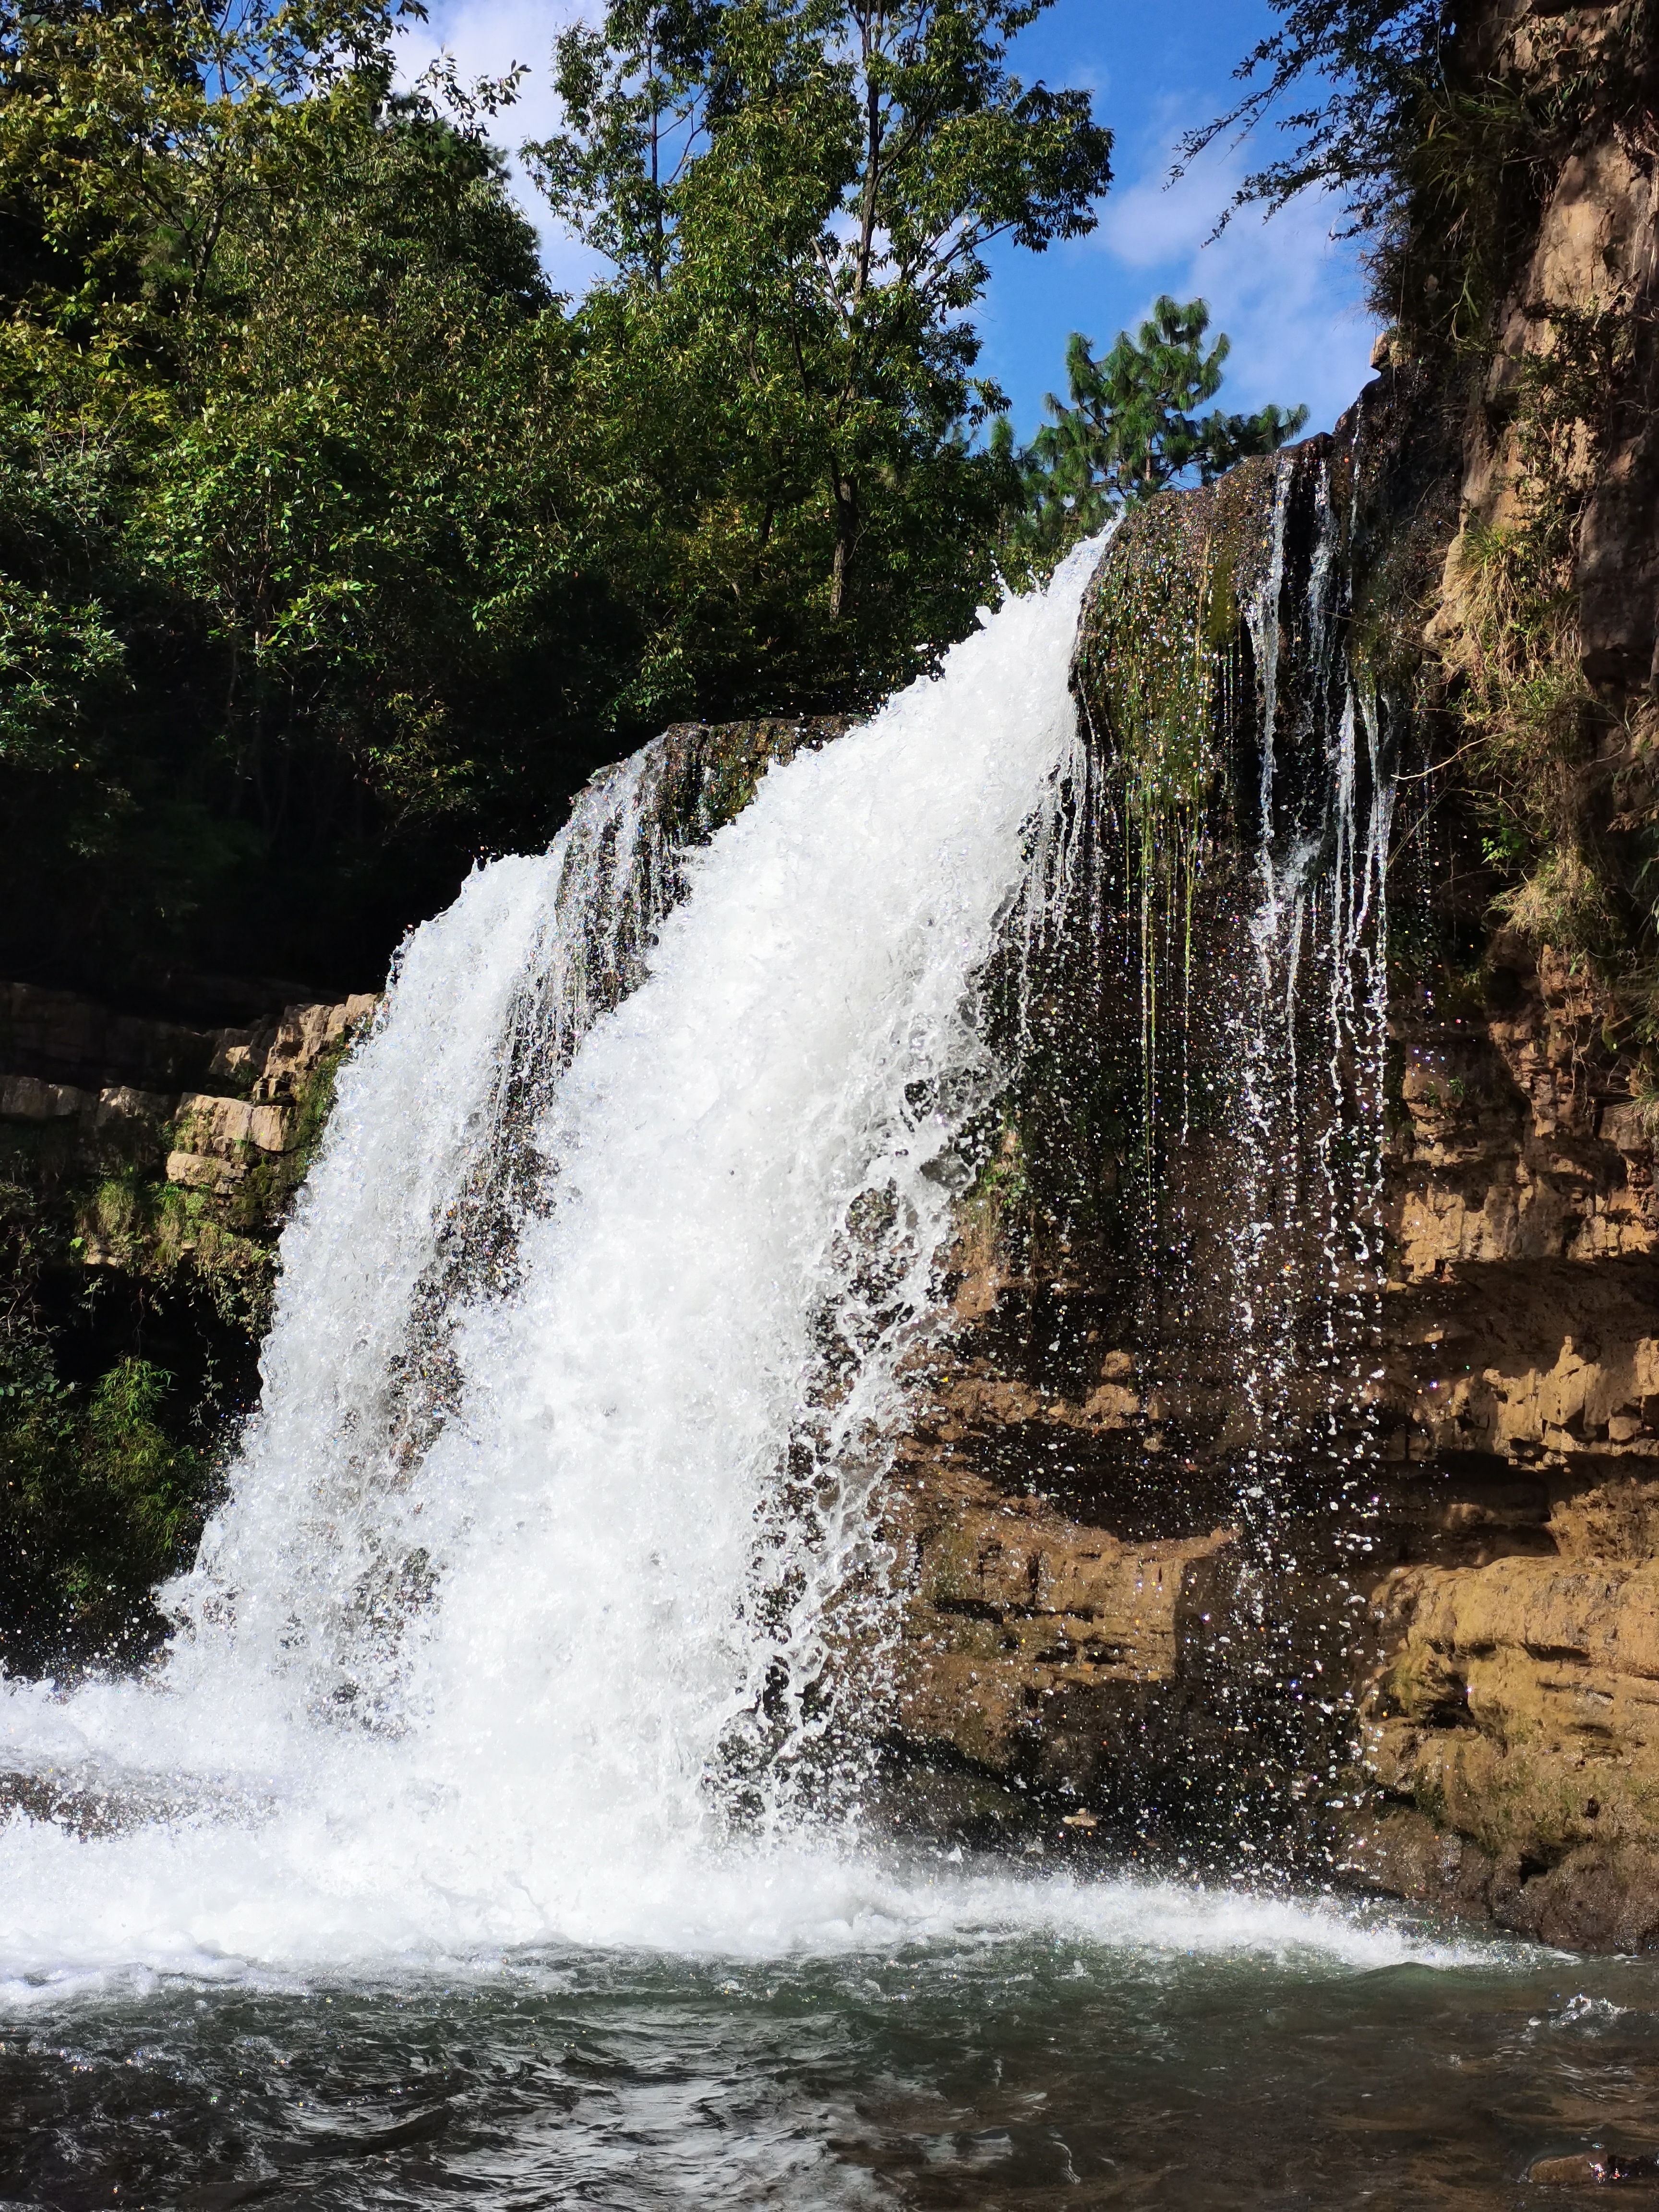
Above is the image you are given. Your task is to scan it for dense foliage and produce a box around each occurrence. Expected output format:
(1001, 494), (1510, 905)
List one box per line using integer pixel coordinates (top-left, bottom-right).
(0, 0), (1113, 1002)
(0, 0), (604, 992)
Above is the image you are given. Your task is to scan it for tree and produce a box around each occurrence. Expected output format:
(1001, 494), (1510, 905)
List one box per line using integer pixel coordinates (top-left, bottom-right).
(0, 0), (639, 991)
(1176, 2), (1453, 240)
(530, 0), (1112, 691)
(528, 0), (721, 292)
(0, 0), (418, 345)
(998, 296), (1308, 558)
(0, 0), (1112, 994)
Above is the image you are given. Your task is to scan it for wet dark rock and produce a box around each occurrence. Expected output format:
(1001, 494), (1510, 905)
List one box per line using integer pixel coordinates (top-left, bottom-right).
(1531, 2149), (1659, 2187)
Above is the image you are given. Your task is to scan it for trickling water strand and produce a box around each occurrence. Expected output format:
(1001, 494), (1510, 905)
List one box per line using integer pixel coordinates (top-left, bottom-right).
(1227, 449), (1394, 1552)
(1250, 453), (1295, 834)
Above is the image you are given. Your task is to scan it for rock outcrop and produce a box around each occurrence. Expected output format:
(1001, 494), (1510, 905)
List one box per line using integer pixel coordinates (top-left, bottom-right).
(1339, 0), (1659, 1939)
(0, 974), (380, 1670)
(0, 979), (377, 1234)
(5, 980), (374, 1155)
(1343, 933), (1659, 1940)
(875, 1), (1659, 1943)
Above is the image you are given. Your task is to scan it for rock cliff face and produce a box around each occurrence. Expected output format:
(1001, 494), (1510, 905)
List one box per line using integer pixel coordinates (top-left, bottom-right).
(1349, 0), (1659, 1941)
(1350, 925), (1659, 1944)
(875, 2), (1659, 1941)
(876, 384), (1445, 1855)
(0, 981), (379, 1198)
(1455, 0), (1658, 694)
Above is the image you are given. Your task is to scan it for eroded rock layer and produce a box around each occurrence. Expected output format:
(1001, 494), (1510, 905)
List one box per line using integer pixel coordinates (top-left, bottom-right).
(876, 0), (1659, 1942)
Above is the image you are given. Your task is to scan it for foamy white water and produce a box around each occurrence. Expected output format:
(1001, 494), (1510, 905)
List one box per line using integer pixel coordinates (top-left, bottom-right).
(0, 543), (1474, 1999)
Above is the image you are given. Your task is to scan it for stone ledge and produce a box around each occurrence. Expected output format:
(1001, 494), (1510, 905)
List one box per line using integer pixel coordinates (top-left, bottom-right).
(174, 1093), (290, 1158)
(163, 1150), (242, 1195)
(0, 983), (376, 1182)
(0, 1073), (91, 1120)
(1342, 1803), (1659, 1951)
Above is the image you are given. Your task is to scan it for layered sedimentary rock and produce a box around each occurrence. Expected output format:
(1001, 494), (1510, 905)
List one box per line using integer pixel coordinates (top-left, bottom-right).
(0, 980), (377, 1222)
(878, 574), (1659, 1936)
(873, 369), (1448, 1846)
(877, 0), (1659, 1938)
(1346, 931), (1659, 1943)
(1341, 0), (1659, 1936)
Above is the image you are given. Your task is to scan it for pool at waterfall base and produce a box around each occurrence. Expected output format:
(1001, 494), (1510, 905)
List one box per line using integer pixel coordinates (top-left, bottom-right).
(6, 1866), (1659, 2210)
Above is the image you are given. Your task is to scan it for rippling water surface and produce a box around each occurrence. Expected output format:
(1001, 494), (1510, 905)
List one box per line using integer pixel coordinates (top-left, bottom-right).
(6, 1861), (1659, 2210)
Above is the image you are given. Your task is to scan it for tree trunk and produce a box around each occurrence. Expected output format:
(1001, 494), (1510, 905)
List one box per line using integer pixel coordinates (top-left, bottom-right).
(829, 476), (856, 620)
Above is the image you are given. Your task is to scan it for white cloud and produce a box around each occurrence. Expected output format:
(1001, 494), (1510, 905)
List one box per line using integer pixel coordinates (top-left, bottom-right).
(396, 0), (605, 293)
(1091, 128), (1378, 432)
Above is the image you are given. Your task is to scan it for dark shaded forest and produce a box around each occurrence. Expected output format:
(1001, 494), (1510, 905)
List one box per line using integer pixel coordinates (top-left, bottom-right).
(0, 0), (1116, 1007)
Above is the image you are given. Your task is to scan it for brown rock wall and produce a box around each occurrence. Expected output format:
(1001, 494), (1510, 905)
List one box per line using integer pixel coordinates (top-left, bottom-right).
(1358, 945), (1659, 1935)
(887, 1458), (1236, 1773)
(0, 983), (377, 1193)
(878, 2), (1659, 1938)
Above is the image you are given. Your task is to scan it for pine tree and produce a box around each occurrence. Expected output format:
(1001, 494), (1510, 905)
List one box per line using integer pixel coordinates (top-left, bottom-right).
(998, 295), (1308, 558)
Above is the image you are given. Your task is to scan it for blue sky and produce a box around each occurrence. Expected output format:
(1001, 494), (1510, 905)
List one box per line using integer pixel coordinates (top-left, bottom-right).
(404, 0), (1378, 442)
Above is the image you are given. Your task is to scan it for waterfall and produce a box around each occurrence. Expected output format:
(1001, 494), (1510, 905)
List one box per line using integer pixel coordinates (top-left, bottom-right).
(1217, 445), (1396, 1804)
(1231, 445), (1393, 1546)
(1042, 428), (1401, 1843)
(167, 727), (834, 1738)
(0, 543), (1105, 1983)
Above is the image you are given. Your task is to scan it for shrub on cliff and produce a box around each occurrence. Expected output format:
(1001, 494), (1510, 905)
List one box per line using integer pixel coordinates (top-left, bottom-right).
(1187, 0), (1656, 354)
(1191, 0), (1659, 1005)
(0, 1349), (209, 1670)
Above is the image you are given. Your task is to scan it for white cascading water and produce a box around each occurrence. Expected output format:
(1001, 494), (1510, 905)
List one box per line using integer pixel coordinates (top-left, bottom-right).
(0, 539), (1470, 1998)
(1232, 444), (1393, 1543)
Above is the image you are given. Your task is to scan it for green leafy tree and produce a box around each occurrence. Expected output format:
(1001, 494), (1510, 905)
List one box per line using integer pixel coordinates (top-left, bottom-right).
(0, 0), (640, 988)
(531, 0), (1112, 703)
(529, 0), (720, 290)
(998, 295), (1308, 557)
(0, 0), (1111, 993)
(0, 0), (417, 345)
